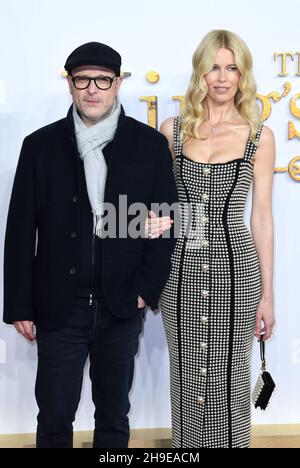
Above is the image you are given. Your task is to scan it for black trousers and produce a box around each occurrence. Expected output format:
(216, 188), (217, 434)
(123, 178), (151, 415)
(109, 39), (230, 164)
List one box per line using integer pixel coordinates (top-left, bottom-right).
(35, 296), (143, 448)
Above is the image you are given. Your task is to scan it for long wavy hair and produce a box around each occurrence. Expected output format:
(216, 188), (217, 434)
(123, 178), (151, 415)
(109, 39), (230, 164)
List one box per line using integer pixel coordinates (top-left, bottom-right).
(181, 30), (261, 143)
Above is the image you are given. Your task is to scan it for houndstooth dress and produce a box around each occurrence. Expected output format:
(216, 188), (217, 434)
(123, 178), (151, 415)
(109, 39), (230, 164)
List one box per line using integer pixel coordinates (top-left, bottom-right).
(161, 117), (263, 448)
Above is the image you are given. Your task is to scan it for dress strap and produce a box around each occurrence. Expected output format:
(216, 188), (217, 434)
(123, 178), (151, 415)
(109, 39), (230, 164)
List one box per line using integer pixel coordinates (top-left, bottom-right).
(173, 116), (183, 159)
(244, 123), (264, 164)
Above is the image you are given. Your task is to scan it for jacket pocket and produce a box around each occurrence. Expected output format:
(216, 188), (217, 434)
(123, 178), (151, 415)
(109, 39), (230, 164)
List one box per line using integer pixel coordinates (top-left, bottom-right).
(119, 252), (143, 306)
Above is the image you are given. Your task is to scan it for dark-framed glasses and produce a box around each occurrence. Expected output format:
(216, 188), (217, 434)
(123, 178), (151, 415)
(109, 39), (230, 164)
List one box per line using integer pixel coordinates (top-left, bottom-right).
(70, 74), (117, 90)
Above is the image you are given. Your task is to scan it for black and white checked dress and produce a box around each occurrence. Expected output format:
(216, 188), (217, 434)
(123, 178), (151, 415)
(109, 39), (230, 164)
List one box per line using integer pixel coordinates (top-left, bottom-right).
(161, 117), (263, 448)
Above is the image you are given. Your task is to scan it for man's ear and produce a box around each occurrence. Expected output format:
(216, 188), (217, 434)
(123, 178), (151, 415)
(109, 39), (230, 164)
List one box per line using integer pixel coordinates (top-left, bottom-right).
(115, 76), (124, 93)
(66, 76), (73, 95)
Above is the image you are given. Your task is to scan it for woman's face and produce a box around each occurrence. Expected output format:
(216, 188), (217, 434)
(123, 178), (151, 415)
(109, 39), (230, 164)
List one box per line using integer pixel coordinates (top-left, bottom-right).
(204, 48), (241, 104)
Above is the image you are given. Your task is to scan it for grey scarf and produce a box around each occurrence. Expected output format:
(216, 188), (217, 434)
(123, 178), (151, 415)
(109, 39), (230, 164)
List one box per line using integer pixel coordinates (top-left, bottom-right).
(73, 99), (121, 237)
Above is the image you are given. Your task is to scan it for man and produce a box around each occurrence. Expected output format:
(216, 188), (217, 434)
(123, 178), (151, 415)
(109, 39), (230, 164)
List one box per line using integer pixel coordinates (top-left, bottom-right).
(3, 42), (178, 448)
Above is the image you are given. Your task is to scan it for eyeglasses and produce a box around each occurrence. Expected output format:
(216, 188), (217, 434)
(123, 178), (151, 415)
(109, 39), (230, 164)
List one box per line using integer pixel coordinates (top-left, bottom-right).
(70, 74), (117, 90)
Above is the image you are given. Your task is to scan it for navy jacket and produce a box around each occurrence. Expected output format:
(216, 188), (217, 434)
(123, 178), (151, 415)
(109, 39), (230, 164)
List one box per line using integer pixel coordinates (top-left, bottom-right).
(3, 107), (178, 329)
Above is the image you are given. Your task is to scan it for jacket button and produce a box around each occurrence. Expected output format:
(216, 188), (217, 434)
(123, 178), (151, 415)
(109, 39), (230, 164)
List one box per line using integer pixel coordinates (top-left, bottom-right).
(70, 232), (77, 239)
(70, 268), (76, 275)
(73, 196), (78, 203)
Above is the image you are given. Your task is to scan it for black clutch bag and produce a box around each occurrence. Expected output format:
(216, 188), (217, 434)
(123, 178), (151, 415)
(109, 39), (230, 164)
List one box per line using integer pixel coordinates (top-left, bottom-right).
(252, 337), (276, 410)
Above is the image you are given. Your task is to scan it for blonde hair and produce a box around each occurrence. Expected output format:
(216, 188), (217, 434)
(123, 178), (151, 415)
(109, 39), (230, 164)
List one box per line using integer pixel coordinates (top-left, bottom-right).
(181, 30), (261, 143)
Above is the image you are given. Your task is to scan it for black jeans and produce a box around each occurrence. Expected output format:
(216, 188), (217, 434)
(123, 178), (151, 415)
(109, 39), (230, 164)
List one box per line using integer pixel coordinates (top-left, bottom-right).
(35, 296), (143, 448)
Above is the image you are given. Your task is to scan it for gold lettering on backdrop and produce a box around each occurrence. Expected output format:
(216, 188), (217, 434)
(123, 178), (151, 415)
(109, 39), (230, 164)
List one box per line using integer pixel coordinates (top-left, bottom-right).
(290, 93), (300, 118)
(275, 166), (289, 174)
(288, 122), (300, 140)
(257, 82), (292, 121)
(172, 96), (185, 113)
(289, 93), (300, 140)
(140, 96), (158, 129)
(297, 53), (300, 77)
(122, 72), (132, 79)
(275, 52), (295, 77)
(60, 64), (300, 181)
(289, 157), (300, 181)
(146, 71), (160, 84)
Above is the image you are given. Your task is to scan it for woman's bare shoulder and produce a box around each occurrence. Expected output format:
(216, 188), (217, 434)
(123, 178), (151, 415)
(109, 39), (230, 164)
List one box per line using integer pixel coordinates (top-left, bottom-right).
(160, 117), (175, 137)
(260, 124), (275, 144)
(255, 124), (276, 166)
(159, 117), (175, 150)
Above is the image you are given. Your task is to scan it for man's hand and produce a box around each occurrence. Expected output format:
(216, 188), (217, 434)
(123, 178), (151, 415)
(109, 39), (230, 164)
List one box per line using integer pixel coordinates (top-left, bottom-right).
(138, 296), (146, 309)
(13, 321), (36, 342)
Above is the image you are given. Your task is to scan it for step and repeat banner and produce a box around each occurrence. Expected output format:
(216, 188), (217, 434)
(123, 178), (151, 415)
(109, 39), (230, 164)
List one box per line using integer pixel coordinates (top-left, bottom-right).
(0, 0), (299, 434)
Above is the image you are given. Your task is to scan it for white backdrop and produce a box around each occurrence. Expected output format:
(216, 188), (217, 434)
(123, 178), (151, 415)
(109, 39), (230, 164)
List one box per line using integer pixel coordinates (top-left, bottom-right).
(1, 0), (300, 435)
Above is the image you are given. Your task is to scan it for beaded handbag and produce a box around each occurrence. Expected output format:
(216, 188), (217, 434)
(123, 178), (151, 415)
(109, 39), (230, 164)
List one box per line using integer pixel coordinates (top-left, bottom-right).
(252, 337), (276, 410)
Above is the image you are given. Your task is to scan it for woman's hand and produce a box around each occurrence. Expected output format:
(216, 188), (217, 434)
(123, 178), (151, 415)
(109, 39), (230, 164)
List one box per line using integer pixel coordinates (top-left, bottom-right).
(255, 297), (275, 341)
(145, 210), (173, 239)
(138, 296), (146, 309)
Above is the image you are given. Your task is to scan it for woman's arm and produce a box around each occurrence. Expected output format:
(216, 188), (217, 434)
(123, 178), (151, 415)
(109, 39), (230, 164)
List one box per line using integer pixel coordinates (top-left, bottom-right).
(160, 117), (175, 156)
(251, 125), (276, 341)
(145, 118), (176, 239)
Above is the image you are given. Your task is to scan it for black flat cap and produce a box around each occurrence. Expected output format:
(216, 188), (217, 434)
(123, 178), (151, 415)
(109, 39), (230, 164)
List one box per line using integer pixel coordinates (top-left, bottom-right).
(65, 42), (121, 76)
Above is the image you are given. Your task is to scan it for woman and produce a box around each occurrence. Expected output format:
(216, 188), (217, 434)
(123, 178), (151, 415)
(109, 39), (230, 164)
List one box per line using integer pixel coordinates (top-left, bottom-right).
(149, 30), (275, 448)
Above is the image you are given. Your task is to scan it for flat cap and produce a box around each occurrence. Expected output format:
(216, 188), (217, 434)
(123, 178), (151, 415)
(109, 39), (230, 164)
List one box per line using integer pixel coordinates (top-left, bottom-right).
(65, 42), (121, 76)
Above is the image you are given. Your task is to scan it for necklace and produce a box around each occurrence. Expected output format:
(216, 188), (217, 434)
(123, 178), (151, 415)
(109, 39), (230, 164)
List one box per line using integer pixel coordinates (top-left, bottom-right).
(199, 112), (240, 141)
